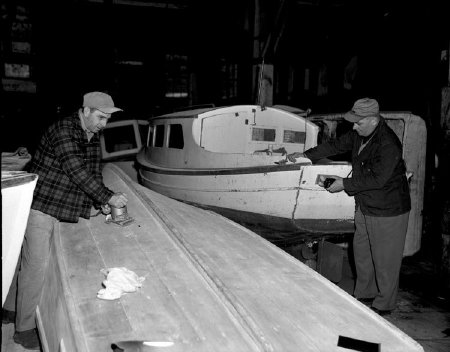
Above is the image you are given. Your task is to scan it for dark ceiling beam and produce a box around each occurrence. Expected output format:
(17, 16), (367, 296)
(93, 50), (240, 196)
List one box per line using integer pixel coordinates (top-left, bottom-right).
(84, 0), (188, 9)
(293, 0), (348, 7)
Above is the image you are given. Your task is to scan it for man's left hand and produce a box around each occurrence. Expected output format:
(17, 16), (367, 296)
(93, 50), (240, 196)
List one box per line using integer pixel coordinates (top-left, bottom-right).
(326, 176), (345, 193)
(287, 152), (306, 163)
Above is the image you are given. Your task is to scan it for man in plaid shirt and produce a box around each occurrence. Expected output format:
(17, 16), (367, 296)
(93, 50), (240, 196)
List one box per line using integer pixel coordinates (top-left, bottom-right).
(3, 92), (128, 349)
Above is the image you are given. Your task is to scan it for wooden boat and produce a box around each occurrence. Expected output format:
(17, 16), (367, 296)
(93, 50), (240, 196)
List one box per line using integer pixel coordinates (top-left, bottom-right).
(135, 105), (426, 255)
(1, 170), (38, 306)
(36, 163), (424, 351)
(1, 147), (32, 171)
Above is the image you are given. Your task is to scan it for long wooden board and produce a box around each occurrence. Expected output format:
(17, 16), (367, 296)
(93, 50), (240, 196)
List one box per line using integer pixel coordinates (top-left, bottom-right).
(37, 163), (424, 351)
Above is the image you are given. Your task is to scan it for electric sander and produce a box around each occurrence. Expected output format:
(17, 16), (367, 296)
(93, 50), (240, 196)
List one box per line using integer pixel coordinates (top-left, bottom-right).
(105, 205), (135, 227)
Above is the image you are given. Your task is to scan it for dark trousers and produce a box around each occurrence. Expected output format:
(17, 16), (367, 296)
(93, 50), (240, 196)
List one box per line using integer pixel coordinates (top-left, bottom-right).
(353, 207), (409, 311)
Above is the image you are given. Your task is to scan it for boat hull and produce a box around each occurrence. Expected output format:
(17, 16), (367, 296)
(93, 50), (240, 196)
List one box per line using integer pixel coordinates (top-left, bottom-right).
(36, 164), (424, 351)
(138, 162), (355, 238)
(1, 172), (38, 306)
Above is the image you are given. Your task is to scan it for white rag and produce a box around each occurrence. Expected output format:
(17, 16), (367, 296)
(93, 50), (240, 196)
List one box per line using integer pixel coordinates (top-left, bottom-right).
(97, 267), (145, 300)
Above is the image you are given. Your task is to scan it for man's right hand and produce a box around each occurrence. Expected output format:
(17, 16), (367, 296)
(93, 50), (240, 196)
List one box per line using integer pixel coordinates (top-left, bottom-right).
(101, 204), (111, 214)
(287, 152), (306, 163)
(108, 192), (128, 208)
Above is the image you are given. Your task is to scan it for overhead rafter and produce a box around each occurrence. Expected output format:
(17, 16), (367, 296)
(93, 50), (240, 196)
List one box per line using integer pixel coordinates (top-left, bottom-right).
(293, 0), (348, 7)
(83, 0), (188, 9)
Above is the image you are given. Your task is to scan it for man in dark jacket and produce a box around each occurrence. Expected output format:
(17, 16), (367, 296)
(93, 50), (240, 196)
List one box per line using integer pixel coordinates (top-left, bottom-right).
(2, 92), (128, 349)
(288, 98), (411, 315)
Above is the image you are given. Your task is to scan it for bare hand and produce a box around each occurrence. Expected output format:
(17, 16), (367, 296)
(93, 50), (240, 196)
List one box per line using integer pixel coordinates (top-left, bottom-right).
(287, 152), (305, 163)
(101, 204), (111, 214)
(108, 192), (128, 208)
(326, 176), (345, 193)
(317, 175), (326, 187)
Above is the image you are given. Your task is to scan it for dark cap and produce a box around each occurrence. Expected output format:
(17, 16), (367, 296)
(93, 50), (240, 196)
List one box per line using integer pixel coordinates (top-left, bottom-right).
(344, 98), (379, 123)
(83, 92), (123, 114)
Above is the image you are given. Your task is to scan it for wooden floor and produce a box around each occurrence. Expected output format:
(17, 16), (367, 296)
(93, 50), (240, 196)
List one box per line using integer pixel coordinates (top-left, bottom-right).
(339, 253), (450, 352)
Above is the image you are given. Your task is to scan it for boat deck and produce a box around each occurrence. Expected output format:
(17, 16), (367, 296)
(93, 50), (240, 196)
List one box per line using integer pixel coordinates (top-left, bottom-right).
(6, 164), (425, 351)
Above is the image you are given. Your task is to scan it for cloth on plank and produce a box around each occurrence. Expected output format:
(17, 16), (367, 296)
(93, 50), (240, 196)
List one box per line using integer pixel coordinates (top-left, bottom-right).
(97, 267), (145, 300)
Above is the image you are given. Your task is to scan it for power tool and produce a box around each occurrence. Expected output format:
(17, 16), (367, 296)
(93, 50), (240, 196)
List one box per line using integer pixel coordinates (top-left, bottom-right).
(105, 205), (135, 227)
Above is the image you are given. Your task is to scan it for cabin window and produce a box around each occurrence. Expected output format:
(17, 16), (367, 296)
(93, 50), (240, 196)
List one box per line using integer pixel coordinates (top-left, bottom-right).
(103, 125), (137, 152)
(252, 127), (276, 142)
(139, 124), (148, 147)
(146, 126), (154, 147)
(154, 125), (165, 147)
(168, 124), (184, 149)
(283, 130), (306, 144)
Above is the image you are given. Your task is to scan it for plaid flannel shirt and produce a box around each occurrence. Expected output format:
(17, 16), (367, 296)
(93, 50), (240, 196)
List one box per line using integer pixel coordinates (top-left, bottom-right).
(30, 112), (114, 222)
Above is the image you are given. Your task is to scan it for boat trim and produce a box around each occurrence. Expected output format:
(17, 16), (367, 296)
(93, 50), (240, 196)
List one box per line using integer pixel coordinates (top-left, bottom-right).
(139, 172), (300, 193)
(175, 199), (354, 236)
(1, 172), (38, 189)
(138, 162), (309, 176)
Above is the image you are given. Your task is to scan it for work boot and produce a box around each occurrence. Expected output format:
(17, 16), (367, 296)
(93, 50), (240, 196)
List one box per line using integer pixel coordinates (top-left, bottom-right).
(356, 297), (374, 306)
(371, 307), (392, 316)
(1, 309), (16, 324)
(13, 328), (41, 350)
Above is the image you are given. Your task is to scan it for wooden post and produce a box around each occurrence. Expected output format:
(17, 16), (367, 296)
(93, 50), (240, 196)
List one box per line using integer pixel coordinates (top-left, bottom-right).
(441, 40), (450, 129)
(442, 87), (450, 130)
(252, 0), (261, 104)
(259, 63), (274, 107)
(251, 0), (274, 107)
(448, 40), (450, 86)
(438, 40), (450, 298)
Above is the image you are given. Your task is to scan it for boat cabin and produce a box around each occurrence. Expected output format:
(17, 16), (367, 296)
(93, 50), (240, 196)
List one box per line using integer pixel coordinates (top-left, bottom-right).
(143, 105), (319, 169)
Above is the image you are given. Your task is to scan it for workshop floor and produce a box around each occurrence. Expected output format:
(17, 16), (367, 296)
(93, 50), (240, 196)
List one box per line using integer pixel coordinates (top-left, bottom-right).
(337, 250), (450, 352)
(2, 246), (449, 352)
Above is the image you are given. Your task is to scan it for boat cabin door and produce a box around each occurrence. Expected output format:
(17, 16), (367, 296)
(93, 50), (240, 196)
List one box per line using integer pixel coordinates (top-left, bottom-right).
(200, 111), (255, 154)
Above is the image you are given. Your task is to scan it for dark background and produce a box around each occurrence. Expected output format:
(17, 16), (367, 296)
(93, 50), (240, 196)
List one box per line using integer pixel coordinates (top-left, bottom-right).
(1, 0), (448, 150)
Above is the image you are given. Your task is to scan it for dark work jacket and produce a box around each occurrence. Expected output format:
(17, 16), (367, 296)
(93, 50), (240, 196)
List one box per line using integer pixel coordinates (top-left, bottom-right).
(304, 117), (411, 217)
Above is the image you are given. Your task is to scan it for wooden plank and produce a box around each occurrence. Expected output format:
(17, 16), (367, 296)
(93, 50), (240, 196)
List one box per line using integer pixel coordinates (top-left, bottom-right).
(401, 114), (427, 256)
(108, 165), (423, 351)
(88, 194), (262, 350)
(38, 234), (82, 352)
(58, 172), (263, 351)
(128, 186), (273, 351)
(39, 163), (424, 352)
(59, 221), (106, 300)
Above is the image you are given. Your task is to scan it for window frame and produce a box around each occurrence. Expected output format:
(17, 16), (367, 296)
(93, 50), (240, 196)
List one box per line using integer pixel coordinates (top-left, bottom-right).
(99, 120), (148, 160)
(168, 123), (185, 149)
(154, 124), (166, 148)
